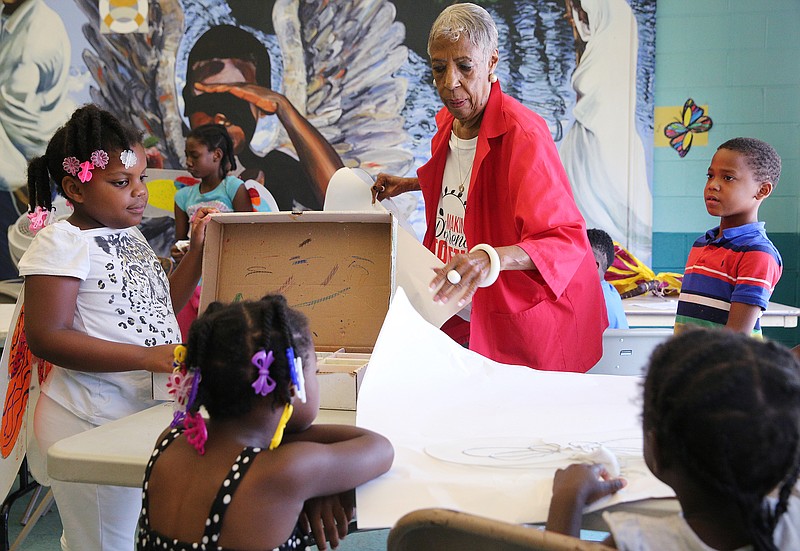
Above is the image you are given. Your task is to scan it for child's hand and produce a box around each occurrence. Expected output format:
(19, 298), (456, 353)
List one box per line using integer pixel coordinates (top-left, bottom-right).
(552, 463), (626, 507)
(144, 344), (180, 374)
(546, 463), (626, 537)
(299, 491), (355, 550)
(170, 241), (189, 263)
(187, 207), (218, 252)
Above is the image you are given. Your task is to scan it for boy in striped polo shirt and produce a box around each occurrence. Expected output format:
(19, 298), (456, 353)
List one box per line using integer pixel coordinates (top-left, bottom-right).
(675, 137), (782, 336)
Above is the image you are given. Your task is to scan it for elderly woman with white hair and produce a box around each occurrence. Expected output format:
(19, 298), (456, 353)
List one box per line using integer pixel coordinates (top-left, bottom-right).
(374, 2), (607, 371)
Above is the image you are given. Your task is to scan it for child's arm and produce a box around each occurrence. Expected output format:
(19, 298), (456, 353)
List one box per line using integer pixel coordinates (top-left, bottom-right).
(279, 424), (394, 498)
(174, 203), (190, 242)
(546, 463), (626, 537)
(232, 184), (253, 213)
(168, 208), (216, 312)
(24, 275), (175, 373)
(726, 302), (762, 334)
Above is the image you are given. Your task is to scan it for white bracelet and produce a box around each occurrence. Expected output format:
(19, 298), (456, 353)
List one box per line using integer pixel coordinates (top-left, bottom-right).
(469, 243), (501, 287)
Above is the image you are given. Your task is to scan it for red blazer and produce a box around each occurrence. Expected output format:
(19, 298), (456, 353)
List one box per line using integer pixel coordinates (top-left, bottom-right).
(417, 82), (607, 371)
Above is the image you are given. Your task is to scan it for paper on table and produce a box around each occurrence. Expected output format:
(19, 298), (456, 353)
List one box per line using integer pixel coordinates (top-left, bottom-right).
(355, 287), (674, 529)
(324, 167), (466, 328)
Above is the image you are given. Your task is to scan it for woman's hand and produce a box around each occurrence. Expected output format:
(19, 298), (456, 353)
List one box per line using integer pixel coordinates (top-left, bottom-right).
(546, 463), (626, 536)
(371, 174), (419, 203)
(430, 249), (492, 307)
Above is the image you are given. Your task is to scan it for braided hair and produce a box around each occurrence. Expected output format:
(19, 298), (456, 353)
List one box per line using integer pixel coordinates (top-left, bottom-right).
(644, 328), (800, 551)
(26, 104), (142, 213)
(185, 294), (314, 420)
(186, 123), (237, 179)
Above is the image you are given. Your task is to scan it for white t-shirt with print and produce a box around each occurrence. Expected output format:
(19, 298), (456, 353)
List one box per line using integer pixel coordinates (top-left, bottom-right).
(18, 221), (180, 425)
(433, 132), (476, 265)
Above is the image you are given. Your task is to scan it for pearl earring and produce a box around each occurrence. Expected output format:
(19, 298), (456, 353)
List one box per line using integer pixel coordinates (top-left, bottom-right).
(489, 73), (498, 83)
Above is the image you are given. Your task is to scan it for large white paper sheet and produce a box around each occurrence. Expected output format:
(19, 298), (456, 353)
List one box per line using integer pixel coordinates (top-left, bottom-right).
(324, 167), (465, 328)
(355, 288), (674, 529)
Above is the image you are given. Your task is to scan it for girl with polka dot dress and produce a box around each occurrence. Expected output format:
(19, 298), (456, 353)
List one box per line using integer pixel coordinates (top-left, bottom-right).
(137, 295), (393, 551)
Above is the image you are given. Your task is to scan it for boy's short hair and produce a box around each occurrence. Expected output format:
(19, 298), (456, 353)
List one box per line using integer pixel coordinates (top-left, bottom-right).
(587, 228), (615, 272)
(718, 137), (781, 186)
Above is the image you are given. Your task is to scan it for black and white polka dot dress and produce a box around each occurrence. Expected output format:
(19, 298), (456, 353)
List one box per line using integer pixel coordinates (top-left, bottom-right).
(137, 427), (308, 551)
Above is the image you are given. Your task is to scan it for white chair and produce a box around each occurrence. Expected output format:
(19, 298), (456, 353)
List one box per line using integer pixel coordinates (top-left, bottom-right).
(586, 328), (673, 376)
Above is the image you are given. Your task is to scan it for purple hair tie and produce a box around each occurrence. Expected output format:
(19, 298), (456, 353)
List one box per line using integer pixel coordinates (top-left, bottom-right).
(251, 349), (276, 396)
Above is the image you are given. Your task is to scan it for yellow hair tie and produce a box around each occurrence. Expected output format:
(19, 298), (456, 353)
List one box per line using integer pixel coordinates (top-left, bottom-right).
(269, 403), (293, 450)
(172, 344), (187, 372)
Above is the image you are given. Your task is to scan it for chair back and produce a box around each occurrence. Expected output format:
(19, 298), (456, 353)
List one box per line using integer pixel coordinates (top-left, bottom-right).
(587, 328), (673, 376)
(387, 508), (615, 551)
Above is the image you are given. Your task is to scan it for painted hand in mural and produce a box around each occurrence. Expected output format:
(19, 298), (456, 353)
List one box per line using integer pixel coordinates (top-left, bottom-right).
(194, 82), (279, 115)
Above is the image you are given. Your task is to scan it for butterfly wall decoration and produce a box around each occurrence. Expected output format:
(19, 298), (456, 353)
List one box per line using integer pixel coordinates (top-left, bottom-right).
(664, 98), (713, 158)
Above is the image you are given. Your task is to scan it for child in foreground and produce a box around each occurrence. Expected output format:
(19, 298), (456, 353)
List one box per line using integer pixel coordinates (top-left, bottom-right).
(675, 137), (782, 336)
(20, 104), (214, 550)
(137, 294), (394, 551)
(547, 328), (800, 550)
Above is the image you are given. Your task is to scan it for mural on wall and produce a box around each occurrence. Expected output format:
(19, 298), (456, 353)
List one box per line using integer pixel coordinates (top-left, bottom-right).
(0, 0), (657, 277)
(657, 98), (714, 158)
(559, 0), (652, 262)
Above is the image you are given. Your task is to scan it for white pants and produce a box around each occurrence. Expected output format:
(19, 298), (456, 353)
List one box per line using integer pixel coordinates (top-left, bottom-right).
(34, 393), (140, 551)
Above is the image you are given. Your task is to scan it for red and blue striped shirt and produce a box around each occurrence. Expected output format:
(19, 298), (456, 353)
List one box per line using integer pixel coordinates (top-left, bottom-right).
(675, 222), (782, 336)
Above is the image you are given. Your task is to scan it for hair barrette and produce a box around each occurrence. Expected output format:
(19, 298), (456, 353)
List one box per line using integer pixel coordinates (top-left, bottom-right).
(167, 345), (201, 428)
(120, 149), (138, 169)
(286, 347), (306, 403)
(251, 349), (276, 396)
(269, 403), (293, 450)
(184, 411), (208, 455)
(26, 206), (51, 234)
(62, 149), (110, 183)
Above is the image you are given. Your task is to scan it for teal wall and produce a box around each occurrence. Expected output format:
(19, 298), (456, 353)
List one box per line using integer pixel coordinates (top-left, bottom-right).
(651, 0), (800, 345)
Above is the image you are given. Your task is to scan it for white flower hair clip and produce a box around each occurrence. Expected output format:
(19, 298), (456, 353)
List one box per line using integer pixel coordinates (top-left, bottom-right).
(120, 149), (138, 169)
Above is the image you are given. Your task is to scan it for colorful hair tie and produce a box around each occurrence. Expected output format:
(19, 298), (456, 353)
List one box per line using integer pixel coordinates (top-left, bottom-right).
(286, 347), (306, 403)
(26, 206), (51, 234)
(120, 149), (138, 169)
(269, 403), (293, 450)
(251, 349), (276, 396)
(167, 345), (200, 428)
(184, 411), (208, 455)
(62, 149), (110, 183)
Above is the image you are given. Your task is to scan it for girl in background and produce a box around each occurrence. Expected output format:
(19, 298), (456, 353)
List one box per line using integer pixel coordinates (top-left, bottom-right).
(173, 122), (251, 253)
(138, 295), (393, 550)
(547, 328), (800, 550)
(20, 104), (214, 550)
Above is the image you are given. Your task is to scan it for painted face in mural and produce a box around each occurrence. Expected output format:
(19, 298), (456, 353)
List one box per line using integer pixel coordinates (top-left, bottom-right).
(429, 35), (498, 137)
(186, 58), (258, 155)
(64, 145), (149, 231)
(704, 147), (772, 230)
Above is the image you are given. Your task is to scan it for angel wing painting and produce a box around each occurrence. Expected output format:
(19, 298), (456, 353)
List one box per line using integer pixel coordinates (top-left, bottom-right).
(73, 0), (413, 213)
